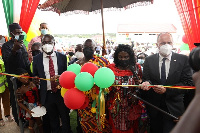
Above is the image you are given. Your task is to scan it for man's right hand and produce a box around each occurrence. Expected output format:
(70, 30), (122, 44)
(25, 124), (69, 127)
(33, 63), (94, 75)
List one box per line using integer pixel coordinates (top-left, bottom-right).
(139, 81), (151, 91)
(12, 40), (23, 52)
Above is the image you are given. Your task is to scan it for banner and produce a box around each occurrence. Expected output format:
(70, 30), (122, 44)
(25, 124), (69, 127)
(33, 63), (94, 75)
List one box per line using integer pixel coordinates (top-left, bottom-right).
(2, 0), (13, 34)
(174, 0), (200, 51)
(19, 0), (40, 33)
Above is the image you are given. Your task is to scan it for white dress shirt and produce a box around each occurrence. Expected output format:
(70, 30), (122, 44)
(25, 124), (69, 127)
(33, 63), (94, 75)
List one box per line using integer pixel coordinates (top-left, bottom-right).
(159, 52), (172, 79)
(43, 52), (58, 90)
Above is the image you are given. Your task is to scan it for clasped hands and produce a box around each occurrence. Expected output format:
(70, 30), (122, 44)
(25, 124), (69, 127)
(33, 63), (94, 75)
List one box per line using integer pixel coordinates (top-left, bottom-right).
(139, 81), (166, 94)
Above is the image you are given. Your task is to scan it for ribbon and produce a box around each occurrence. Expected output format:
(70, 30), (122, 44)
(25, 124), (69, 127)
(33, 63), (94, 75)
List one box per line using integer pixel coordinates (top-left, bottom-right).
(112, 85), (195, 89)
(96, 88), (106, 131)
(0, 72), (50, 81)
(0, 72), (195, 89)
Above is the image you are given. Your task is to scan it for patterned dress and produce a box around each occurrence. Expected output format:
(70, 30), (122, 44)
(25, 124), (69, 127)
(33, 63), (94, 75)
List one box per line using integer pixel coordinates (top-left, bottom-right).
(107, 63), (149, 133)
(78, 55), (111, 133)
(17, 86), (40, 119)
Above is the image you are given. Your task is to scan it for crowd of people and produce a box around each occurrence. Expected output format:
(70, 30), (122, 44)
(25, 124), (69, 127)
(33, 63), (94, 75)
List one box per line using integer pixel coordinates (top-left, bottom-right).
(0, 22), (196, 133)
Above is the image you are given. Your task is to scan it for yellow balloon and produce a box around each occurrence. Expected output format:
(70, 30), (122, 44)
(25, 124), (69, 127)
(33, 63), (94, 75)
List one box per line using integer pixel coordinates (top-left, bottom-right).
(61, 87), (68, 98)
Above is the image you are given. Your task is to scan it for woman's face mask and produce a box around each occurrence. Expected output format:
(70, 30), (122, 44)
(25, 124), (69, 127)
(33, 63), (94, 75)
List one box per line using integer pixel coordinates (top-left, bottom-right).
(42, 44), (54, 55)
(118, 59), (130, 68)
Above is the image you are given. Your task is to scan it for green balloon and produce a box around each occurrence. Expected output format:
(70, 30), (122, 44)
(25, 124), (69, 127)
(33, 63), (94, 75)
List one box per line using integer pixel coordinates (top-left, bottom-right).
(180, 43), (189, 51)
(94, 67), (115, 88)
(24, 40), (29, 48)
(67, 64), (81, 75)
(75, 72), (94, 91)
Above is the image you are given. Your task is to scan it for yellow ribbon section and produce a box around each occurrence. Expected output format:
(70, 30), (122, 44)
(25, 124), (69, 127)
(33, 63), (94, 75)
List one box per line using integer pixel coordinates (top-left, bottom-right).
(0, 72), (195, 90)
(100, 89), (106, 129)
(0, 72), (50, 81)
(112, 85), (195, 89)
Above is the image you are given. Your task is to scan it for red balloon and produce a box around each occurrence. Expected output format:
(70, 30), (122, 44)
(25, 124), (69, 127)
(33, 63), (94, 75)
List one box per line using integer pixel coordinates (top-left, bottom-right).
(81, 62), (98, 77)
(182, 35), (188, 44)
(59, 71), (76, 89)
(64, 88), (85, 109)
(79, 96), (89, 109)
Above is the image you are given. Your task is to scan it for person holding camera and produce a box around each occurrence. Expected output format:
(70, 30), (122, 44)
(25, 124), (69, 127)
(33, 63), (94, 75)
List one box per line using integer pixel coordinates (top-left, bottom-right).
(2, 23), (31, 125)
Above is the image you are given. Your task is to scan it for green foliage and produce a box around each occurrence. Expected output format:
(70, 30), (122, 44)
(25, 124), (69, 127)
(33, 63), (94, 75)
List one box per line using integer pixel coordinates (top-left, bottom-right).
(53, 33), (116, 38)
(70, 110), (78, 133)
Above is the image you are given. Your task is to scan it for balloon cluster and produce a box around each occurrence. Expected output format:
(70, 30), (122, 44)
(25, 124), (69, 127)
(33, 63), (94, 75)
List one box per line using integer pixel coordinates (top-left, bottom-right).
(59, 63), (115, 109)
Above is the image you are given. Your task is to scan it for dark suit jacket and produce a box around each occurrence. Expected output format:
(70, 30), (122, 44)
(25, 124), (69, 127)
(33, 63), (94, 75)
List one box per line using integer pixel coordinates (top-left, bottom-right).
(2, 40), (30, 75)
(33, 52), (67, 105)
(141, 52), (193, 118)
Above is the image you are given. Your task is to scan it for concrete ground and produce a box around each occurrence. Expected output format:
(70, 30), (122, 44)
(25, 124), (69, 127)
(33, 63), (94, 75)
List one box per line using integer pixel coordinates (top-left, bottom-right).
(0, 101), (29, 133)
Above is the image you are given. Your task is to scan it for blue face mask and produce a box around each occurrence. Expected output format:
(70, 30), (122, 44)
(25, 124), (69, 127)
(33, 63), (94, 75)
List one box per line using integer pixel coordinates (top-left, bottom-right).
(138, 59), (144, 65)
(41, 29), (48, 35)
(11, 32), (19, 40)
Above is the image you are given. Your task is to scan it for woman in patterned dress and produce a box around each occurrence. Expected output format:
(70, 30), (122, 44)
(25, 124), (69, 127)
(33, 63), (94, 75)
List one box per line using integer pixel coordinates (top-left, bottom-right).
(107, 44), (149, 133)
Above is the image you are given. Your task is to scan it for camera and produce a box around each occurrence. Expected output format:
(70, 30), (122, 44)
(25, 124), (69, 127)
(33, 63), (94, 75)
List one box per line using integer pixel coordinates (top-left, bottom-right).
(194, 43), (200, 47)
(189, 44), (200, 71)
(18, 35), (24, 42)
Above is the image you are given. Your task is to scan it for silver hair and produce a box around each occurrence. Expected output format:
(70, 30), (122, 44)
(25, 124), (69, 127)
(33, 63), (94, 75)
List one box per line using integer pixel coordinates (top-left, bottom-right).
(157, 32), (173, 42)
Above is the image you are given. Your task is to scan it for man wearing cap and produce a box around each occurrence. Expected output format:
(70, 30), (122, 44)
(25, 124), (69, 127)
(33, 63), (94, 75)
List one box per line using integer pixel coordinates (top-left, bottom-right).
(2, 23), (31, 125)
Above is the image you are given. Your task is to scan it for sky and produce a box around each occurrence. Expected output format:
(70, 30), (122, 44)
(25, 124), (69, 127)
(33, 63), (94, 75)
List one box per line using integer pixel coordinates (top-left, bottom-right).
(0, 0), (183, 35)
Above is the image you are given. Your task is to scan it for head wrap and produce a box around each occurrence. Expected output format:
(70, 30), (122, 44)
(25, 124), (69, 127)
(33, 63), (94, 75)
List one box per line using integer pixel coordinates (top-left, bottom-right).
(9, 23), (22, 32)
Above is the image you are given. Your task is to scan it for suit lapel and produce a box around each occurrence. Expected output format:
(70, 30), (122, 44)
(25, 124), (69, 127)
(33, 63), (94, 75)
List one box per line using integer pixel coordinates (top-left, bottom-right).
(56, 52), (61, 75)
(166, 53), (176, 83)
(154, 54), (160, 82)
(39, 53), (45, 78)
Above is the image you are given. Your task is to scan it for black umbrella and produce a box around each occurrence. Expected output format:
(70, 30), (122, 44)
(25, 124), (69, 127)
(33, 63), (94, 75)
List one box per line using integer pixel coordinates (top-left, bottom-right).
(39, 0), (153, 55)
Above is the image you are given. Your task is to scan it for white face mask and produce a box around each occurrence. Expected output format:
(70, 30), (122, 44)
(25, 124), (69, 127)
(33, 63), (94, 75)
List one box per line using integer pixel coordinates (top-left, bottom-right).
(159, 44), (172, 56)
(41, 29), (48, 35)
(42, 44), (54, 53)
(11, 32), (19, 40)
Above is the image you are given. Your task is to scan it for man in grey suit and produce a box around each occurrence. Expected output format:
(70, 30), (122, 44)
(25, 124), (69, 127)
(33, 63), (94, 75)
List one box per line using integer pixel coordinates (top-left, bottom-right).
(140, 32), (193, 133)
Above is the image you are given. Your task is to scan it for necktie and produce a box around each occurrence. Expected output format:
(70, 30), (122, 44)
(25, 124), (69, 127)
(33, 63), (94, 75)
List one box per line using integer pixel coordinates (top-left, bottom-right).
(49, 56), (57, 92)
(161, 58), (167, 85)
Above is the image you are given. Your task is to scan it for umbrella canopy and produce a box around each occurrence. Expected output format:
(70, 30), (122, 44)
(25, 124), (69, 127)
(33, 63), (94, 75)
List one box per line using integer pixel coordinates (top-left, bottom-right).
(39, 0), (153, 13)
(39, 0), (153, 55)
